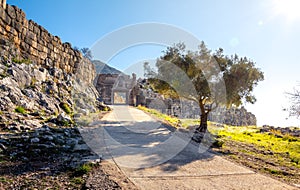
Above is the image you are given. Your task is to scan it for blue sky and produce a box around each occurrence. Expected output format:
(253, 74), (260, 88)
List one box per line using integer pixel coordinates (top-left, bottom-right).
(7, 0), (300, 127)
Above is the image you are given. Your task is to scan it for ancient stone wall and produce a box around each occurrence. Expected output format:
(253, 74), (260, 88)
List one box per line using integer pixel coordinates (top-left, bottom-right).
(0, 2), (94, 81)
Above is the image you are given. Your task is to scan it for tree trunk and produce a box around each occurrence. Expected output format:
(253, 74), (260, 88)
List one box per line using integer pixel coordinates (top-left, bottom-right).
(196, 113), (208, 133)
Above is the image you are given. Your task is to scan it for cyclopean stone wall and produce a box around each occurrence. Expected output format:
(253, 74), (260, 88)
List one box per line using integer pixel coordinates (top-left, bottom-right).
(0, 2), (94, 81)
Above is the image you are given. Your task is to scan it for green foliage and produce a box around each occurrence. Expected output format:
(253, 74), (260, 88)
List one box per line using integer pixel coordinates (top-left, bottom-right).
(0, 177), (12, 183)
(80, 47), (93, 60)
(31, 77), (37, 86)
(12, 58), (32, 65)
(0, 67), (8, 79)
(0, 72), (7, 78)
(180, 118), (205, 128)
(15, 106), (26, 114)
(73, 163), (93, 177)
(137, 106), (180, 127)
(212, 139), (225, 147)
(25, 77), (37, 89)
(70, 177), (84, 185)
(59, 102), (72, 114)
(61, 120), (71, 127)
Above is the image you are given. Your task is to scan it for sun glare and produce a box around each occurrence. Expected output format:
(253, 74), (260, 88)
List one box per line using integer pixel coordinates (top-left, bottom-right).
(272, 0), (300, 22)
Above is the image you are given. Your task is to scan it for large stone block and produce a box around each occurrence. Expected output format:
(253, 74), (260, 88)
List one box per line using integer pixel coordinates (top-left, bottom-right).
(3, 13), (10, 25)
(39, 51), (47, 60)
(54, 35), (61, 44)
(21, 27), (27, 40)
(20, 41), (29, 51)
(52, 40), (58, 47)
(22, 18), (28, 29)
(5, 25), (17, 36)
(0, 5), (5, 21)
(63, 42), (71, 49)
(13, 35), (20, 45)
(0, 25), (6, 35)
(28, 20), (35, 31)
(47, 43), (53, 50)
(29, 47), (38, 56)
(13, 20), (22, 32)
(6, 5), (16, 19)
(27, 31), (37, 41)
(33, 25), (40, 36)
(42, 46), (48, 53)
(31, 40), (37, 49)
(15, 6), (25, 23)
(53, 47), (59, 53)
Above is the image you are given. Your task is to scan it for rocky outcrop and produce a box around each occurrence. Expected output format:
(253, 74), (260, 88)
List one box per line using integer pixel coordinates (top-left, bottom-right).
(260, 125), (300, 137)
(210, 106), (257, 126)
(0, 57), (100, 131)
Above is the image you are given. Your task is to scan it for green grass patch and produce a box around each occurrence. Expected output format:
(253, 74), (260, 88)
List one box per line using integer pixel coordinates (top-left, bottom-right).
(15, 106), (27, 114)
(213, 125), (300, 168)
(137, 106), (180, 127)
(12, 58), (32, 65)
(0, 177), (11, 183)
(180, 119), (200, 128)
(59, 102), (72, 115)
(0, 72), (8, 78)
(70, 177), (84, 185)
(73, 163), (94, 177)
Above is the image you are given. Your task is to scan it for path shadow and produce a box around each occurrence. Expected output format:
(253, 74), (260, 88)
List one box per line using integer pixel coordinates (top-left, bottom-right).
(80, 119), (216, 171)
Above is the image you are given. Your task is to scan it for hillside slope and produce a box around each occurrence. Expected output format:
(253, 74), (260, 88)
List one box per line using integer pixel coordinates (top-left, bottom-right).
(92, 60), (121, 74)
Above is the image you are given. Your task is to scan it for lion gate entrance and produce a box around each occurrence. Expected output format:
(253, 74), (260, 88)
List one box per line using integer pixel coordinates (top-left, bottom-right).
(113, 90), (128, 104)
(95, 73), (141, 105)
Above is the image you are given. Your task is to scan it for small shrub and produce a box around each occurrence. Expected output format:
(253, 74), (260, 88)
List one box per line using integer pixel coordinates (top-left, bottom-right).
(73, 163), (93, 177)
(70, 177), (84, 185)
(0, 72), (7, 78)
(0, 177), (9, 183)
(12, 58), (32, 65)
(59, 102), (72, 114)
(212, 139), (225, 148)
(31, 77), (37, 86)
(15, 106), (26, 114)
(61, 120), (71, 127)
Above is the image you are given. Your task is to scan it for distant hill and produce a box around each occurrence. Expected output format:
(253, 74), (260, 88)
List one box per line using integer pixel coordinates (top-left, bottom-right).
(92, 60), (122, 74)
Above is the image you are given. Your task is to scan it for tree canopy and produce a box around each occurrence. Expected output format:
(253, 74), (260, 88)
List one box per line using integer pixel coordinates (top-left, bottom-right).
(145, 42), (264, 133)
(80, 47), (93, 60)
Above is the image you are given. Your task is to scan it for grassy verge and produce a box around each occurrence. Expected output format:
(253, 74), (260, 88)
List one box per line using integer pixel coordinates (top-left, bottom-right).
(137, 106), (181, 127)
(210, 125), (300, 186)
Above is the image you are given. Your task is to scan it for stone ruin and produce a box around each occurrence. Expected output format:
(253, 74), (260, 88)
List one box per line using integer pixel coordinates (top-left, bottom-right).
(94, 73), (142, 105)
